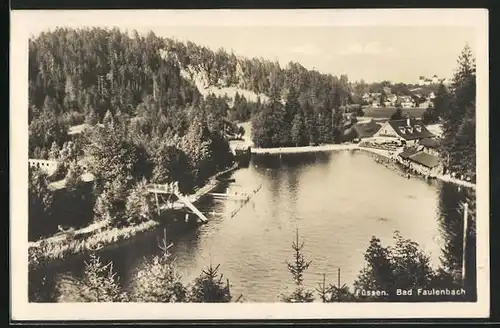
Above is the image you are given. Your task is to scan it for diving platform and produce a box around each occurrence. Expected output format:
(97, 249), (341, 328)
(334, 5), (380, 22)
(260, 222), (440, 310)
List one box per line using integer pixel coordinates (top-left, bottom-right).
(146, 183), (208, 223)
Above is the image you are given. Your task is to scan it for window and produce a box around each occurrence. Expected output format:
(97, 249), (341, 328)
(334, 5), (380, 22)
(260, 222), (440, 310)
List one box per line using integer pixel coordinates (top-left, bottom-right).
(407, 127), (414, 134)
(414, 125), (422, 132)
(399, 126), (406, 134)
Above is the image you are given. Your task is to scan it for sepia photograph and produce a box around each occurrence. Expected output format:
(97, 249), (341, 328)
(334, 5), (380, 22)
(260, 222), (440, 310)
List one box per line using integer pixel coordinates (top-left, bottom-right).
(10, 9), (489, 320)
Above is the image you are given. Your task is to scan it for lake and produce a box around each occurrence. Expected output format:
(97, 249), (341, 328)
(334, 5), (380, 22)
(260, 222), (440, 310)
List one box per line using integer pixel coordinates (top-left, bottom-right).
(30, 150), (476, 302)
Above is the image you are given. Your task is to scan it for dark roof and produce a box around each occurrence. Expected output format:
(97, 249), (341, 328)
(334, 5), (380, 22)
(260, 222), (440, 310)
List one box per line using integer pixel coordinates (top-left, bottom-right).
(409, 152), (440, 168)
(419, 137), (441, 149)
(387, 119), (435, 140)
(399, 148), (419, 159)
(353, 120), (382, 138)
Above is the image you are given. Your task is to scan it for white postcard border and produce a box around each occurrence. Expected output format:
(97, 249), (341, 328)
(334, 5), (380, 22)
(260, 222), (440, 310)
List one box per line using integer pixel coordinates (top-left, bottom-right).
(10, 8), (490, 320)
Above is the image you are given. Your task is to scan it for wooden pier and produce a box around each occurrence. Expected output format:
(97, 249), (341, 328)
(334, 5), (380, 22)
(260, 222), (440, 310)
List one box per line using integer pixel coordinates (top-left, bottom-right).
(146, 163), (262, 224)
(146, 183), (210, 223)
(146, 164), (240, 224)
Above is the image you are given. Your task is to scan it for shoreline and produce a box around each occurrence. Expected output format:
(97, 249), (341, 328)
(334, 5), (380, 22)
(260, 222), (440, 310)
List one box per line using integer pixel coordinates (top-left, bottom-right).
(28, 148), (474, 268)
(29, 220), (160, 270)
(251, 143), (475, 189)
(251, 143), (359, 154)
(28, 164), (239, 268)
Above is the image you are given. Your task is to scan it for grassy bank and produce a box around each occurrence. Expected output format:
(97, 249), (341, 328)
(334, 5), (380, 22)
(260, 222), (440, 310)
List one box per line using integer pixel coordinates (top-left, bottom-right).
(29, 220), (160, 270)
(29, 164), (240, 269)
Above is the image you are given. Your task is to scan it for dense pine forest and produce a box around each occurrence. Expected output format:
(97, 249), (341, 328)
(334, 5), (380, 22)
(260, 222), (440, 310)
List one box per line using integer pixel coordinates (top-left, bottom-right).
(28, 27), (355, 154)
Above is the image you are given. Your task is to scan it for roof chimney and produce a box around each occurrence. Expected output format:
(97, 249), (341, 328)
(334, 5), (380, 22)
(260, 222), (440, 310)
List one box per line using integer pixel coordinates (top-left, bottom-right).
(406, 117), (411, 126)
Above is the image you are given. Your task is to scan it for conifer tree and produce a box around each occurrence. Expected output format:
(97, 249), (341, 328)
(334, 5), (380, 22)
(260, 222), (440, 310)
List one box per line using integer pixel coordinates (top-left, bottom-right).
(78, 253), (128, 302)
(48, 141), (60, 160)
(290, 107), (308, 147)
(282, 229), (315, 303)
(131, 229), (188, 302)
(125, 179), (155, 225)
(441, 43), (476, 179)
(188, 263), (232, 302)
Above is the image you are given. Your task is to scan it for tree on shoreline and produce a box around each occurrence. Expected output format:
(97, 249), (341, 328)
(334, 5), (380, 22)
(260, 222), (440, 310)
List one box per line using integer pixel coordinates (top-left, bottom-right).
(281, 229), (315, 303)
(78, 253), (128, 302)
(28, 168), (55, 240)
(130, 229), (188, 302)
(353, 231), (437, 302)
(188, 263), (232, 303)
(440, 44), (476, 180)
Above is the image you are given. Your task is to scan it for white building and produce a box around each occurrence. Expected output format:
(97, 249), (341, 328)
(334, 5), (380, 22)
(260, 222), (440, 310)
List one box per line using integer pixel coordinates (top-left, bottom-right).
(418, 76), (426, 86)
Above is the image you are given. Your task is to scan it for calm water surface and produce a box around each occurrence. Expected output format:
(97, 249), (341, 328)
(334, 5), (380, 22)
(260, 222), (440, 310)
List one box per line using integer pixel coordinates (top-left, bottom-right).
(32, 150), (474, 302)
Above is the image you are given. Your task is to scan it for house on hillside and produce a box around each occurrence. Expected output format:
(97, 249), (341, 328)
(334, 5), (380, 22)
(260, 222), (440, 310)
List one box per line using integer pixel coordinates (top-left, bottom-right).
(398, 96), (415, 108)
(373, 117), (435, 146)
(432, 75), (439, 84)
(401, 101), (415, 108)
(419, 100), (431, 109)
(418, 76), (426, 86)
(362, 93), (371, 103)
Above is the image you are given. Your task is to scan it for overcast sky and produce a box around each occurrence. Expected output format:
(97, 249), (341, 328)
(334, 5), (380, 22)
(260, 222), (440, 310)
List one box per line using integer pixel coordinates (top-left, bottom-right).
(135, 26), (475, 84)
(24, 11), (477, 84)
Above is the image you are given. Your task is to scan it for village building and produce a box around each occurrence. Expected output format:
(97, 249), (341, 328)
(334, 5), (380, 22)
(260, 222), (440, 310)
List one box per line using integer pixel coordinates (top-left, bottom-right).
(419, 100), (432, 109)
(418, 137), (441, 156)
(418, 76), (426, 86)
(404, 151), (443, 176)
(397, 95), (415, 108)
(373, 117), (435, 146)
(387, 94), (397, 102)
(362, 93), (371, 102)
(418, 74), (441, 86)
(397, 147), (419, 165)
(401, 101), (415, 108)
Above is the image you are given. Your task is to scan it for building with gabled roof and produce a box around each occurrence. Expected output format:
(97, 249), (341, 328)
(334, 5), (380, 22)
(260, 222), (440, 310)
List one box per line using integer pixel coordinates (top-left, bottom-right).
(373, 118), (435, 145)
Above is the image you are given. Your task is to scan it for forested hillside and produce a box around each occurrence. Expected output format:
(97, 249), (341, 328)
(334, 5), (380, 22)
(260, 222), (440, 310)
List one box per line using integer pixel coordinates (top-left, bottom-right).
(27, 27), (355, 238)
(28, 27), (354, 152)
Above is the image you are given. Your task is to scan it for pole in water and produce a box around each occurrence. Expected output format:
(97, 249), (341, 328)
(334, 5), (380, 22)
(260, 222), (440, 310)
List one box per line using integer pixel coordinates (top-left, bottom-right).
(155, 191), (160, 215)
(461, 202), (469, 285)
